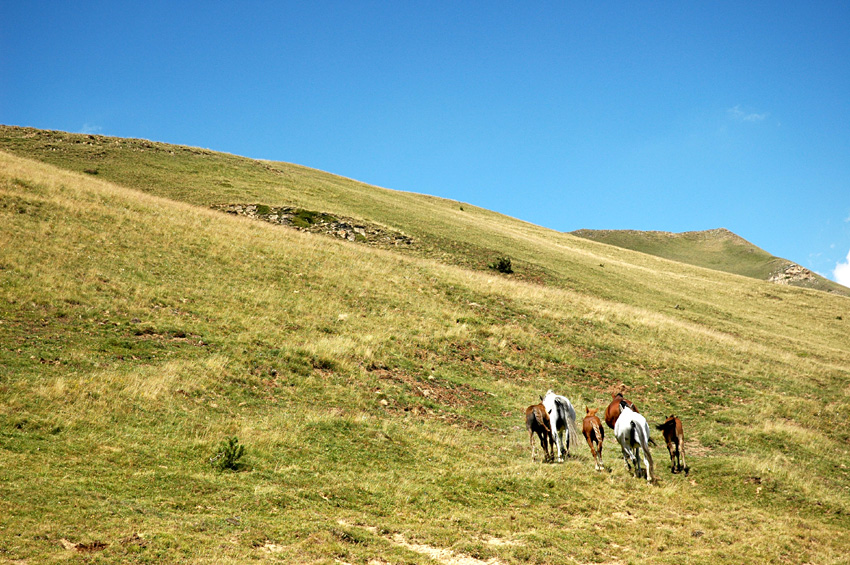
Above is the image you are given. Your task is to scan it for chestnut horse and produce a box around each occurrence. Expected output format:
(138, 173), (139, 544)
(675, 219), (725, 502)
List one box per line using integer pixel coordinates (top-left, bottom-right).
(656, 415), (689, 474)
(604, 390), (638, 430)
(582, 406), (605, 471)
(525, 403), (553, 462)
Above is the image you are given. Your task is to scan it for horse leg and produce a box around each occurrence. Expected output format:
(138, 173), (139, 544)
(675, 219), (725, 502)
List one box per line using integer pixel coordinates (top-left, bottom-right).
(643, 445), (656, 484)
(632, 440), (643, 479)
(551, 424), (564, 463)
(588, 430), (602, 471)
(621, 444), (633, 474)
(539, 431), (551, 463)
(596, 436), (604, 471)
(667, 441), (676, 473)
(560, 424), (568, 460)
(585, 433), (595, 468)
(529, 429), (537, 462)
(673, 441), (682, 473)
(679, 436), (688, 474)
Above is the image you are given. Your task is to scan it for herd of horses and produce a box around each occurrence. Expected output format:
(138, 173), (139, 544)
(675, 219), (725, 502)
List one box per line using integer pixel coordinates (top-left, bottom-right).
(525, 387), (689, 483)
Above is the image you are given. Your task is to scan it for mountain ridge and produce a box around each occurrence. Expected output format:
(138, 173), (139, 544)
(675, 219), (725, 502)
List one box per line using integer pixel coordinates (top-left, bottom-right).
(3, 125), (845, 296)
(571, 227), (847, 295)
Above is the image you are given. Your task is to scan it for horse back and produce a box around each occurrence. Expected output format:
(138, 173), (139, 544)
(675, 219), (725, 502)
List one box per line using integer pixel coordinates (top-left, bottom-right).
(526, 404), (550, 433)
(605, 394), (637, 429)
(656, 416), (684, 445)
(604, 400), (620, 429)
(583, 414), (603, 442)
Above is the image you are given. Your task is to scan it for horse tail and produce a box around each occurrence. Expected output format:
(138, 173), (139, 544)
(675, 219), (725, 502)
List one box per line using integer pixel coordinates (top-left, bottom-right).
(534, 406), (551, 434)
(567, 413), (580, 451)
(644, 424), (656, 481)
(591, 418), (603, 443)
(635, 420), (656, 448)
(635, 421), (656, 481)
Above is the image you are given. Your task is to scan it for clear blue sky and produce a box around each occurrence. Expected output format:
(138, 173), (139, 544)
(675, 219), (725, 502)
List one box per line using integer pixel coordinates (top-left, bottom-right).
(3, 1), (850, 285)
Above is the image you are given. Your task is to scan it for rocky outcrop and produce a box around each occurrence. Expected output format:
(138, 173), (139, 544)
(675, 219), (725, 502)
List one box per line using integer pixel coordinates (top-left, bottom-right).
(211, 204), (415, 248)
(769, 263), (816, 285)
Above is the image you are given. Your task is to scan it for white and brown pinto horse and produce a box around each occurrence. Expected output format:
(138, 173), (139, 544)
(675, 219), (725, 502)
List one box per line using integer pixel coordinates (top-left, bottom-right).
(541, 390), (580, 463)
(614, 402), (656, 484)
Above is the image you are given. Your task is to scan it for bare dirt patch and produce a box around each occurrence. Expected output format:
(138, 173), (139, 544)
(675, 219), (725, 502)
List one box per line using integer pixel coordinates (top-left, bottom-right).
(372, 367), (488, 409)
(337, 521), (511, 565)
(370, 368), (503, 432)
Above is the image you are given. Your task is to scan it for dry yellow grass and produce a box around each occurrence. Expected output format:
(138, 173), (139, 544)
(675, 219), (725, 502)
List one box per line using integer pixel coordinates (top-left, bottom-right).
(1, 145), (849, 563)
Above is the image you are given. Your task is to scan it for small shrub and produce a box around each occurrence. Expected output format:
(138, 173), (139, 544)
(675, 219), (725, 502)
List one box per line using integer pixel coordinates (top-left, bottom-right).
(488, 256), (513, 274)
(210, 436), (246, 472)
(291, 208), (337, 228)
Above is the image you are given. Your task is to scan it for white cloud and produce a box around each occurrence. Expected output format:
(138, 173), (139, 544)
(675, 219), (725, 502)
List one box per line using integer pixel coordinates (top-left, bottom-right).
(728, 105), (768, 122)
(834, 249), (850, 287)
(79, 123), (102, 134)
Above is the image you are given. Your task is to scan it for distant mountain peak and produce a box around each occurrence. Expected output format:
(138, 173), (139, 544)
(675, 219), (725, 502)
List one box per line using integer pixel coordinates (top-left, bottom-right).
(571, 228), (846, 295)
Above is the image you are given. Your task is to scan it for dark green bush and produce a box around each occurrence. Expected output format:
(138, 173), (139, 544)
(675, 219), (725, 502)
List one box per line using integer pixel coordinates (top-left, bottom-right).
(488, 256), (513, 274)
(210, 436), (246, 472)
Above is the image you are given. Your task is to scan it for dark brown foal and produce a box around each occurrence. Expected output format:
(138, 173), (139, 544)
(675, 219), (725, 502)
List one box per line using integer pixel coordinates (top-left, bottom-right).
(525, 403), (553, 463)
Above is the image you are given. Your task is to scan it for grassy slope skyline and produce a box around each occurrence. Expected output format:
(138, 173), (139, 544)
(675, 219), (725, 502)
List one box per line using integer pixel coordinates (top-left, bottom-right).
(571, 228), (848, 296)
(1, 126), (849, 563)
(4, 125), (846, 297)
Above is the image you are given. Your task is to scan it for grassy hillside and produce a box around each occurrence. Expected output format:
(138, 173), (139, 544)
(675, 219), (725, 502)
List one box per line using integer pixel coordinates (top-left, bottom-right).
(571, 228), (849, 296)
(1, 127), (850, 563)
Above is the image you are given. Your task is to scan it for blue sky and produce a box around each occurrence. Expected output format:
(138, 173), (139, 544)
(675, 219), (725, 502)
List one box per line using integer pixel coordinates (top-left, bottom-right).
(3, 1), (850, 285)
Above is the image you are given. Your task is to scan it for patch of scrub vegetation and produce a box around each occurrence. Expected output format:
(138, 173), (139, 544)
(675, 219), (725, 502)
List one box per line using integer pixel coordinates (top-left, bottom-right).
(290, 208), (337, 228)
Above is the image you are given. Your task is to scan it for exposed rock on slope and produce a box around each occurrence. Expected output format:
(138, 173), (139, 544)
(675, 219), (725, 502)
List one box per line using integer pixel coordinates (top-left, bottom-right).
(768, 263), (816, 285)
(212, 203), (415, 248)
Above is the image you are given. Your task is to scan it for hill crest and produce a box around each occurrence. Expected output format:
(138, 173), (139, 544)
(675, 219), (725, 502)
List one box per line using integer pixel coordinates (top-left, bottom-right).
(571, 227), (847, 295)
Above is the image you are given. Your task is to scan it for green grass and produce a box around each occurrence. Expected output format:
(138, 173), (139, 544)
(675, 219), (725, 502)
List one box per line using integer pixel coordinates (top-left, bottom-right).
(1, 127), (849, 563)
(571, 228), (849, 296)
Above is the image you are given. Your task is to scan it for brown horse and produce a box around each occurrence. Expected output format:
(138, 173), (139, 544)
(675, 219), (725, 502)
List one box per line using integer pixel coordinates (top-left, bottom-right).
(604, 390), (638, 430)
(582, 406), (605, 471)
(656, 415), (688, 474)
(525, 403), (553, 463)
